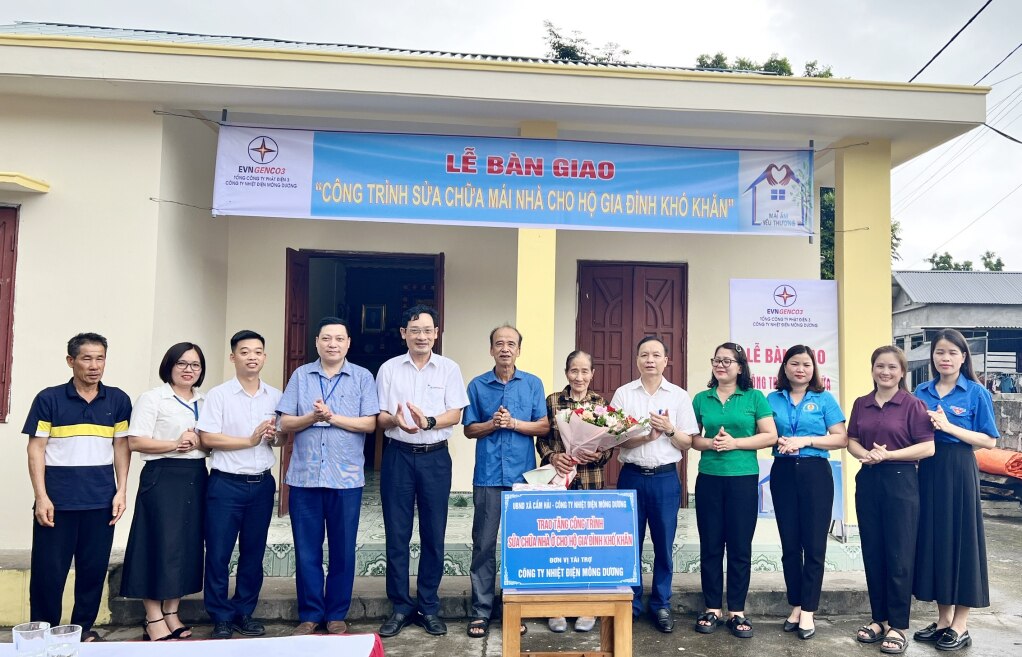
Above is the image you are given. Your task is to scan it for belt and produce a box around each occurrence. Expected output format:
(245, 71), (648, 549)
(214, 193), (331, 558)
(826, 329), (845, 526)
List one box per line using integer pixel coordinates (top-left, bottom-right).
(622, 463), (676, 476)
(391, 439), (448, 454)
(212, 469), (272, 483)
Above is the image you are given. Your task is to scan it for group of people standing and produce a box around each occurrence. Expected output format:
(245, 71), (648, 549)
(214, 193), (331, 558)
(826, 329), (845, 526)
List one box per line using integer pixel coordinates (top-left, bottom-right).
(23, 318), (996, 652)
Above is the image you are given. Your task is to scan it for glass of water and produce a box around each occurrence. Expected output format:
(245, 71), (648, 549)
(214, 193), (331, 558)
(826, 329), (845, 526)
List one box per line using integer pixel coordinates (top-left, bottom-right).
(46, 625), (81, 657)
(12, 622), (50, 657)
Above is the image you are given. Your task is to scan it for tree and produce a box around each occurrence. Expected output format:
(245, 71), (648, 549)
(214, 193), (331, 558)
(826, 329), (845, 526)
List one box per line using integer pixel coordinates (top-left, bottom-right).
(926, 252), (973, 271)
(694, 51), (831, 78)
(762, 54), (793, 76)
(803, 60), (834, 78)
(981, 251), (1005, 271)
(696, 52), (730, 70)
(818, 188), (903, 279)
(543, 21), (630, 64)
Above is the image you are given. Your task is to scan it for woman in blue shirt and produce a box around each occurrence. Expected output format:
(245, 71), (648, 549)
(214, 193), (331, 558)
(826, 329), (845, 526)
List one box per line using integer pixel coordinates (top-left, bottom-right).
(767, 345), (847, 641)
(912, 329), (998, 651)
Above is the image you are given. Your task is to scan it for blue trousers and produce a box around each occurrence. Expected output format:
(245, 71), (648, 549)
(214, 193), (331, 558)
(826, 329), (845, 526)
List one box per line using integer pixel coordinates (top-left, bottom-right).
(203, 470), (275, 623)
(381, 442), (452, 615)
(290, 486), (362, 622)
(618, 466), (680, 614)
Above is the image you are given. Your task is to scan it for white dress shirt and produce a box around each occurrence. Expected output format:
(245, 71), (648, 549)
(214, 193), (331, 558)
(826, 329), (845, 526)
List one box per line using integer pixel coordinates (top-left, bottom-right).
(128, 383), (207, 461)
(611, 377), (698, 468)
(376, 352), (469, 444)
(197, 377), (282, 475)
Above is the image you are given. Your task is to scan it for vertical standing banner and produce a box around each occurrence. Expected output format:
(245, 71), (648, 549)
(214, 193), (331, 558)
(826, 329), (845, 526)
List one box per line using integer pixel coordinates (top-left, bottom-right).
(729, 279), (840, 404)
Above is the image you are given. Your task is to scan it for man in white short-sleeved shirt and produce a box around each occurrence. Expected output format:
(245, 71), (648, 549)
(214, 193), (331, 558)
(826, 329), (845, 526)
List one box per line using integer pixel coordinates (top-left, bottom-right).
(197, 330), (283, 640)
(375, 306), (469, 637)
(610, 336), (697, 633)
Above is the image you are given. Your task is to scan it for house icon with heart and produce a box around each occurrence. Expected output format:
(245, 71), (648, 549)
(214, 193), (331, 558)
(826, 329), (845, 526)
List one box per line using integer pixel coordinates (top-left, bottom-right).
(743, 162), (803, 226)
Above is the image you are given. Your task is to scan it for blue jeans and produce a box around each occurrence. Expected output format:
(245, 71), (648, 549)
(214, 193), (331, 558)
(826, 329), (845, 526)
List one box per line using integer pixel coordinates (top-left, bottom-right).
(203, 470), (275, 623)
(618, 465), (680, 614)
(289, 486), (363, 622)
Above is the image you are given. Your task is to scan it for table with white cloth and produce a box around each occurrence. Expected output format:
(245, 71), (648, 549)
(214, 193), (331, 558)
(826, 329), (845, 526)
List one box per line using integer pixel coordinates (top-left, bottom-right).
(1, 634), (384, 657)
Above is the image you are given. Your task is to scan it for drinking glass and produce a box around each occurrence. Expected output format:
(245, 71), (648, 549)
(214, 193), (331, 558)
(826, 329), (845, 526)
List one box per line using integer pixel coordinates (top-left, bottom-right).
(46, 625), (81, 657)
(12, 622), (49, 657)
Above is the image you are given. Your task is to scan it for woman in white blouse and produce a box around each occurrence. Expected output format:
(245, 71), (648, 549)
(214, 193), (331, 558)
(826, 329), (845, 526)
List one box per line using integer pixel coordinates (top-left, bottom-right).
(120, 343), (209, 641)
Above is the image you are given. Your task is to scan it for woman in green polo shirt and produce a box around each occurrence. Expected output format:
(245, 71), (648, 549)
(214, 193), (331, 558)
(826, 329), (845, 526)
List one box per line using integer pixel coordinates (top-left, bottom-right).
(691, 342), (777, 639)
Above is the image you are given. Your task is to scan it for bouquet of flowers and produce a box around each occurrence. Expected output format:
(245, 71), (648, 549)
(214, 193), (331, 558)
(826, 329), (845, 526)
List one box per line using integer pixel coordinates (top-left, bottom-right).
(516, 404), (650, 490)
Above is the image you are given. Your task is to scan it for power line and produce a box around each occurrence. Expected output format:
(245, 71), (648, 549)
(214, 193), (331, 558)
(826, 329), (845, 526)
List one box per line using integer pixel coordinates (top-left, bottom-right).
(975, 40), (1022, 85)
(909, 0), (994, 82)
(990, 69), (1022, 86)
(983, 122), (1022, 144)
(926, 179), (1022, 255)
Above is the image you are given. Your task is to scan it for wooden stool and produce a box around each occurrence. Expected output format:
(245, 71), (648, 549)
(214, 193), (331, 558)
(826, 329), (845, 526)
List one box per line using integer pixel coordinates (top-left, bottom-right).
(502, 588), (633, 657)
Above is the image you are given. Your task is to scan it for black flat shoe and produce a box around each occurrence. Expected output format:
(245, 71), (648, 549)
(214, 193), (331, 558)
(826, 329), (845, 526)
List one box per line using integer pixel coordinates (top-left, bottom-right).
(379, 612), (414, 637)
(783, 619), (799, 632)
(936, 629), (972, 651)
(416, 613), (448, 636)
(914, 622), (949, 642)
(798, 626), (816, 640)
(653, 608), (675, 633)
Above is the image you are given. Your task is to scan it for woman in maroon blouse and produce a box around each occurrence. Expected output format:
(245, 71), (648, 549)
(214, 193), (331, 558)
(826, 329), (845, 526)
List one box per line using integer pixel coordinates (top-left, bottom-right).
(847, 346), (934, 655)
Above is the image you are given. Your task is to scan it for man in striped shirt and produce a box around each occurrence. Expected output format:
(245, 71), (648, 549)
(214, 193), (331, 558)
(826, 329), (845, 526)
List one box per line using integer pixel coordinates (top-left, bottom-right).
(23, 332), (132, 642)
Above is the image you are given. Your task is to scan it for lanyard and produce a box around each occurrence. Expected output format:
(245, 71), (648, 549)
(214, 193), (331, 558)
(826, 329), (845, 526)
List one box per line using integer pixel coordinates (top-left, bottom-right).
(319, 373), (342, 408)
(786, 394), (807, 437)
(173, 395), (199, 422)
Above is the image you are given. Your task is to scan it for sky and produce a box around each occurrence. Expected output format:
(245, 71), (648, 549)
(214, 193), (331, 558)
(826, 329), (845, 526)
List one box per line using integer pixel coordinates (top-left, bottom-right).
(2, 0), (1020, 270)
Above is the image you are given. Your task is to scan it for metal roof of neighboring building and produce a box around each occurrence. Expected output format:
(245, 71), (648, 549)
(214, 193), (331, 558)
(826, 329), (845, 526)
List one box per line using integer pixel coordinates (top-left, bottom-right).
(893, 270), (1022, 305)
(0, 21), (760, 74)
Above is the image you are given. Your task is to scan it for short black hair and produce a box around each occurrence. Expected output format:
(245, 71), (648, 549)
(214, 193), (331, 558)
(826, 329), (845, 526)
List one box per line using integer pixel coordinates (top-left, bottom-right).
(707, 342), (754, 390)
(317, 316), (350, 336)
(636, 335), (668, 356)
(230, 330), (265, 351)
(67, 332), (108, 358)
(158, 342), (206, 388)
(402, 305), (438, 327)
(489, 324), (523, 347)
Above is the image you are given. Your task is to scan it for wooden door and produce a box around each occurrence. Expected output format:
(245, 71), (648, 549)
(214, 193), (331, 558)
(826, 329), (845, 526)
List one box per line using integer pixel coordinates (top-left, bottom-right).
(279, 248), (309, 516)
(577, 262), (689, 504)
(0, 208), (17, 422)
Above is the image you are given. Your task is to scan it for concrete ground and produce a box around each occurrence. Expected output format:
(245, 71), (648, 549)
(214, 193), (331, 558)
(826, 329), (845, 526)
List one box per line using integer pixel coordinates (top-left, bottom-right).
(3, 517), (1020, 656)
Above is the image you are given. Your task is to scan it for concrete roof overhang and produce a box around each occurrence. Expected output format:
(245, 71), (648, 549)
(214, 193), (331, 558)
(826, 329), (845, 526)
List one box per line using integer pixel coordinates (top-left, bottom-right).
(0, 34), (989, 184)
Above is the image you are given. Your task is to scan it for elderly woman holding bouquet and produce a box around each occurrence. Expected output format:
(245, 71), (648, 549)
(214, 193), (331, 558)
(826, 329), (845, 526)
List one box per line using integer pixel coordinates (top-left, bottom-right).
(536, 350), (612, 633)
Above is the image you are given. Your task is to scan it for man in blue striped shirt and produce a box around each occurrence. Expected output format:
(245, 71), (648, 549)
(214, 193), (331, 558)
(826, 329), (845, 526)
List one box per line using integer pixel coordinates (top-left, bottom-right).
(23, 333), (131, 642)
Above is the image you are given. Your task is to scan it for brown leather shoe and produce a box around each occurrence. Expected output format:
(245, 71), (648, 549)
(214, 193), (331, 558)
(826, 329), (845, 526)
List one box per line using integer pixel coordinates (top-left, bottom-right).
(292, 621), (319, 636)
(326, 620), (348, 635)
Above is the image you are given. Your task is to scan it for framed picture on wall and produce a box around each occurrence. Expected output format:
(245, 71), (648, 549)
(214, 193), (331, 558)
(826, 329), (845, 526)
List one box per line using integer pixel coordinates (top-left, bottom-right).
(361, 304), (386, 334)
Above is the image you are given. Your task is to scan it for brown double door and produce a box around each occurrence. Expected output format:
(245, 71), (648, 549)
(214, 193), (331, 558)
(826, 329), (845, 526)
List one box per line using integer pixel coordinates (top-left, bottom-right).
(576, 262), (689, 502)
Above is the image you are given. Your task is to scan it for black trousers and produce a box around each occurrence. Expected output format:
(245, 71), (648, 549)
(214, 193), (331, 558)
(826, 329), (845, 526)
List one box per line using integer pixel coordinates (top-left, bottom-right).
(695, 473), (759, 611)
(381, 442), (452, 616)
(769, 457), (833, 612)
(855, 463), (919, 629)
(30, 508), (115, 631)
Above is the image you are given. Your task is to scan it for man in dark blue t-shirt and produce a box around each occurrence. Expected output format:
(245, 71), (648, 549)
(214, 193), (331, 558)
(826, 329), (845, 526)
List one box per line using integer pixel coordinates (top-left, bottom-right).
(23, 333), (131, 641)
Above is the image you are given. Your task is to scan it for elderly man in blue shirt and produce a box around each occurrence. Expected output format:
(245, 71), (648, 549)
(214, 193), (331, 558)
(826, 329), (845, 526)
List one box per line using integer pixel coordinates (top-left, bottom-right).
(463, 324), (549, 639)
(278, 316), (380, 636)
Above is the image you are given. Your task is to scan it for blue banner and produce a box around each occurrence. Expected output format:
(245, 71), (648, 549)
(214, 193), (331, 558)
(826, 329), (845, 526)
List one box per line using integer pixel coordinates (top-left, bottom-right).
(500, 490), (639, 589)
(214, 126), (814, 236)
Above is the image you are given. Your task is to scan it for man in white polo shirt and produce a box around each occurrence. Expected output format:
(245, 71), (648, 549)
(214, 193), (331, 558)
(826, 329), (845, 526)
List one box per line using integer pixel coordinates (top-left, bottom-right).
(375, 305), (469, 637)
(197, 330), (283, 640)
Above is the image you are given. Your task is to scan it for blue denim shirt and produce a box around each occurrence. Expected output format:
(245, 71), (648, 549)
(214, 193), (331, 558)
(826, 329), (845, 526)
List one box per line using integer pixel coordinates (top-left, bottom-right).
(463, 368), (546, 487)
(914, 374), (999, 444)
(277, 359), (380, 489)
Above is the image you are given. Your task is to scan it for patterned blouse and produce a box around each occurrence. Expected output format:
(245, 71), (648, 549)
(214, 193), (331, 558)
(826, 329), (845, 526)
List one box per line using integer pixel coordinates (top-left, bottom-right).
(537, 386), (612, 490)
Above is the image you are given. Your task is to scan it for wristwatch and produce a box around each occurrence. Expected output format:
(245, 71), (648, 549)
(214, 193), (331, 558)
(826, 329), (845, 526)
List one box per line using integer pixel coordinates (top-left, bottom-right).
(425, 416), (437, 431)
(665, 429), (676, 438)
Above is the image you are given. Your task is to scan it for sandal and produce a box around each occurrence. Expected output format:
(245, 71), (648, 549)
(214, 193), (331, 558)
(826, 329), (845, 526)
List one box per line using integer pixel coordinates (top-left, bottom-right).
(726, 615), (753, 638)
(857, 621), (887, 644)
(162, 609), (192, 640)
(694, 611), (721, 634)
(881, 628), (908, 654)
(467, 618), (489, 639)
(142, 617), (172, 642)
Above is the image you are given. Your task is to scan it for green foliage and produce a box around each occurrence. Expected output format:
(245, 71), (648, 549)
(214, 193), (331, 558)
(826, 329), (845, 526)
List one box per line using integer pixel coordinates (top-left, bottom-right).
(696, 52), (730, 69)
(927, 252), (973, 271)
(818, 188), (902, 279)
(694, 51), (832, 78)
(543, 21), (631, 63)
(981, 251), (1005, 271)
(803, 60), (834, 78)
(733, 56), (759, 71)
(762, 54), (793, 76)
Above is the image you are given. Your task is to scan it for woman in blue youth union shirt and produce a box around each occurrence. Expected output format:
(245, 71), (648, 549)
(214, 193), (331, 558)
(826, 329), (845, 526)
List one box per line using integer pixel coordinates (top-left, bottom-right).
(766, 345), (846, 641)
(912, 329), (998, 652)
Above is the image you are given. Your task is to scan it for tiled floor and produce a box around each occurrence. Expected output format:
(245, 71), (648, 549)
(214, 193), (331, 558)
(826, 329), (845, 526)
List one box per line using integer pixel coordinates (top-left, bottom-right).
(244, 473), (862, 578)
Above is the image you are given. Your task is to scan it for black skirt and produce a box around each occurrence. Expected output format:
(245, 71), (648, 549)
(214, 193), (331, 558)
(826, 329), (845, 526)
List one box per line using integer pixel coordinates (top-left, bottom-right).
(914, 441), (989, 607)
(120, 458), (208, 600)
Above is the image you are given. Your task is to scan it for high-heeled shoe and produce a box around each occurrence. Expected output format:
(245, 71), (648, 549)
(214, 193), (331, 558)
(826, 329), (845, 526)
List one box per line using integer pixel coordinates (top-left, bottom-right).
(162, 609), (192, 639)
(142, 617), (172, 641)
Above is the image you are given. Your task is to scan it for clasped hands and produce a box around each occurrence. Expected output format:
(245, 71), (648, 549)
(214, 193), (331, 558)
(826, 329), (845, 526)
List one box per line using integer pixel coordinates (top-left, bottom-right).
(858, 442), (891, 465)
(711, 426), (738, 452)
(550, 448), (602, 475)
(394, 402), (431, 433)
(491, 405), (518, 431)
(776, 435), (810, 455)
(646, 411), (675, 443)
(176, 429), (199, 452)
(927, 405), (949, 432)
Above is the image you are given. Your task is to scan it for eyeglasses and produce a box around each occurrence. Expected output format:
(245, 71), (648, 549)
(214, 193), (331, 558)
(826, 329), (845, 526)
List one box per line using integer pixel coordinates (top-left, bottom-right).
(174, 361), (202, 371)
(405, 328), (436, 337)
(710, 358), (737, 367)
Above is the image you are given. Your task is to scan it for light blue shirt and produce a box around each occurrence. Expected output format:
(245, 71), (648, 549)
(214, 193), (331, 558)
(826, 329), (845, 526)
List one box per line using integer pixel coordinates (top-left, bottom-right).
(463, 368), (546, 487)
(767, 388), (845, 459)
(914, 374), (999, 444)
(277, 359), (380, 489)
